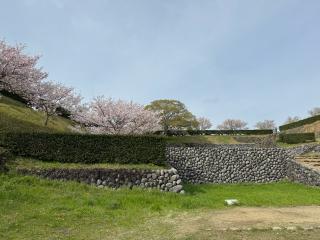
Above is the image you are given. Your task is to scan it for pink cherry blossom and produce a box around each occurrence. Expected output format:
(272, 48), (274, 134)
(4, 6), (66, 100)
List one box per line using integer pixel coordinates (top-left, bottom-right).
(30, 81), (82, 125)
(73, 96), (160, 135)
(0, 40), (47, 99)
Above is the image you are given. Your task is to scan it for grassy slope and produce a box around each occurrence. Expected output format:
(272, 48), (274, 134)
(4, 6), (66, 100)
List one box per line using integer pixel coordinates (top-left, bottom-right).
(0, 95), (74, 135)
(1, 174), (320, 240)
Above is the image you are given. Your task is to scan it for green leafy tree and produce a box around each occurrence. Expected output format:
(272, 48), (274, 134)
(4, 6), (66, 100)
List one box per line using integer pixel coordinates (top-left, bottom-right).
(145, 99), (199, 134)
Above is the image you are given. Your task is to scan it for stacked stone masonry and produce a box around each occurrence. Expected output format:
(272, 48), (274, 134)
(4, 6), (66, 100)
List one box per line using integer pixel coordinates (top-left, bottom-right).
(17, 143), (320, 192)
(285, 144), (320, 157)
(287, 159), (320, 186)
(166, 145), (289, 184)
(18, 168), (185, 193)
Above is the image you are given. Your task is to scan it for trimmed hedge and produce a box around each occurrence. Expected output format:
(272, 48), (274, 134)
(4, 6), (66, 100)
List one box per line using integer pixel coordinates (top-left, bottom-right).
(154, 129), (273, 136)
(4, 133), (166, 165)
(279, 115), (320, 131)
(278, 133), (316, 144)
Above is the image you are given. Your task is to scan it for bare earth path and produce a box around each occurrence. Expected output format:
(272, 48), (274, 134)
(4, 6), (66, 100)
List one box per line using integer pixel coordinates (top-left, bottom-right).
(165, 206), (320, 237)
(107, 206), (320, 240)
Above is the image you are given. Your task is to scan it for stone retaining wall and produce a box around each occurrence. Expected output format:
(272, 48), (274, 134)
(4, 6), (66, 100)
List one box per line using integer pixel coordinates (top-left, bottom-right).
(166, 145), (289, 184)
(18, 168), (185, 193)
(287, 160), (320, 186)
(286, 144), (320, 157)
(16, 144), (320, 190)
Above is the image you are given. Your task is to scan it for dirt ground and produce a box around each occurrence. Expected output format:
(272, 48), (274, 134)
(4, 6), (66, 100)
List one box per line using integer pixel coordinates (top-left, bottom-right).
(105, 206), (320, 240)
(166, 206), (320, 237)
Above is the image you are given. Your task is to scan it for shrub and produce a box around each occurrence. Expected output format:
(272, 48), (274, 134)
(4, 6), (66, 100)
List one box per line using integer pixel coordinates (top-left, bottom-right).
(154, 129), (273, 136)
(278, 133), (315, 144)
(279, 115), (320, 131)
(0, 155), (7, 172)
(0, 147), (12, 172)
(55, 106), (71, 119)
(0, 90), (29, 105)
(4, 133), (166, 165)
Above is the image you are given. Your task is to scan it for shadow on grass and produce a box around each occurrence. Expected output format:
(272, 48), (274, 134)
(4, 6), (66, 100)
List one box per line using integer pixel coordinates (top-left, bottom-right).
(183, 183), (207, 195)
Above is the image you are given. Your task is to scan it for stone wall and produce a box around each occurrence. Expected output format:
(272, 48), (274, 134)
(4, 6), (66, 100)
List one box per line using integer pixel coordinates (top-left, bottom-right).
(166, 145), (289, 184)
(16, 144), (320, 190)
(286, 144), (320, 157)
(287, 160), (320, 186)
(18, 168), (184, 193)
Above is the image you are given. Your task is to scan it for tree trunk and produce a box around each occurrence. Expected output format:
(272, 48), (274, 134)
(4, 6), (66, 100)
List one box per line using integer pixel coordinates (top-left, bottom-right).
(164, 124), (169, 136)
(44, 113), (50, 126)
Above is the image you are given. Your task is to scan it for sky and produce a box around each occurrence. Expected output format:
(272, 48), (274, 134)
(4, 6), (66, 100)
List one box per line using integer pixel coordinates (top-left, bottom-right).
(0, 0), (319, 128)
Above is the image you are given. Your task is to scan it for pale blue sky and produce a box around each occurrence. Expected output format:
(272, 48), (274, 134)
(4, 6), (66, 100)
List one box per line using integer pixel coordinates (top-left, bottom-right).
(1, 0), (319, 127)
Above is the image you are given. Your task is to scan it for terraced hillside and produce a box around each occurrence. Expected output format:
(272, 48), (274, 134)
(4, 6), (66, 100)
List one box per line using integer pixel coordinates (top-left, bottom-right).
(285, 121), (320, 137)
(295, 154), (320, 172)
(280, 114), (320, 138)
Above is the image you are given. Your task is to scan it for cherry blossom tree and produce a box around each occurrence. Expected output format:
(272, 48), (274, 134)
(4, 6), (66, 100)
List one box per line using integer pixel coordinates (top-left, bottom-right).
(0, 40), (47, 98)
(73, 96), (160, 135)
(0, 40), (83, 126)
(197, 117), (212, 130)
(255, 120), (276, 129)
(284, 116), (300, 124)
(309, 107), (320, 117)
(217, 119), (248, 130)
(30, 81), (82, 126)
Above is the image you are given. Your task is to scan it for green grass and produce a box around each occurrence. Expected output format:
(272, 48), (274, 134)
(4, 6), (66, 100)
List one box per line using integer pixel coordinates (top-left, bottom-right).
(0, 95), (74, 136)
(10, 157), (167, 170)
(276, 139), (320, 148)
(164, 135), (273, 145)
(164, 135), (240, 144)
(1, 173), (320, 239)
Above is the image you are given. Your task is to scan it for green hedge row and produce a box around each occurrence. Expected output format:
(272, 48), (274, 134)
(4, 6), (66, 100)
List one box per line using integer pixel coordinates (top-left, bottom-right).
(4, 133), (166, 165)
(154, 129), (273, 136)
(279, 115), (320, 131)
(278, 133), (315, 144)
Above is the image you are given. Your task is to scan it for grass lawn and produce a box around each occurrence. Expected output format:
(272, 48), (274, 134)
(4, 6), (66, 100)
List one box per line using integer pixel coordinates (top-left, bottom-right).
(276, 140), (320, 148)
(10, 157), (167, 170)
(1, 173), (320, 240)
(164, 135), (240, 144)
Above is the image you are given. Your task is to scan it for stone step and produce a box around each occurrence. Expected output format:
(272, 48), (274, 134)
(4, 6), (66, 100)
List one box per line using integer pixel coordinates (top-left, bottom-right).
(300, 160), (320, 163)
(294, 158), (320, 171)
